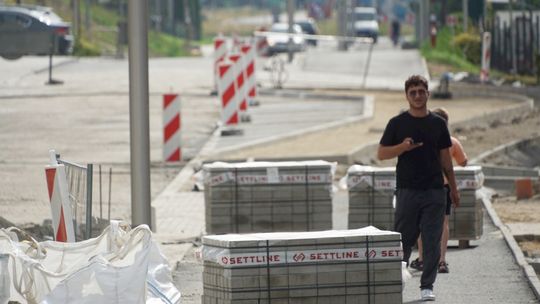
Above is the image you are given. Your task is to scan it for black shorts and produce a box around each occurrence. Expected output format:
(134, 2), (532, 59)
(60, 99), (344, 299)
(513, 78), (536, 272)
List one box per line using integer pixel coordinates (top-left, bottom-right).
(444, 184), (452, 215)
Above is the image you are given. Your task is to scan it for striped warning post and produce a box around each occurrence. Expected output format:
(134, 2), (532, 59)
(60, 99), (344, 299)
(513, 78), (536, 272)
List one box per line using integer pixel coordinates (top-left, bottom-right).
(45, 151), (75, 242)
(217, 61), (239, 126)
(227, 54), (249, 115)
(163, 94), (182, 162)
(240, 43), (258, 104)
(480, 32), (491, 83)
(213, 36), (228, 94)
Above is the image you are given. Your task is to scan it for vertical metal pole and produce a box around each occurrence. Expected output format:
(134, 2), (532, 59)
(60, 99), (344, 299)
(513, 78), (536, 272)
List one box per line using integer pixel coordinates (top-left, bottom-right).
(463, 0), (468, 32)
(99, 164), (102, 219)
(509, 0), (517, 74)
(128, 0), (152, 228)
(108, 167), (112, 222)
(73, 0), (80, 38)
(337, 0), (347, 50)
(84, 0), (91, 38)
(287, 0), (295, 63)
(85, 164), (93, 239)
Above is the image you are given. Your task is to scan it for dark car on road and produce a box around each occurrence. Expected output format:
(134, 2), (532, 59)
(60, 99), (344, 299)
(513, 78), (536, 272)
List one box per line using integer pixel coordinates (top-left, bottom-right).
(296, 19), (319, 46)
(0, 5), (73, 60)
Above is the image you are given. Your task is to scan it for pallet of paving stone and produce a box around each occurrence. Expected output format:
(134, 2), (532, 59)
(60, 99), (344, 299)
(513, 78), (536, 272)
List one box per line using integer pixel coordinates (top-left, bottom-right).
(201, 227), (403, 304)
(203, 161), (335, 234)
(449, 166), (484, 241)
(346, 166), (396, 231)
(346, 165), (485, 241)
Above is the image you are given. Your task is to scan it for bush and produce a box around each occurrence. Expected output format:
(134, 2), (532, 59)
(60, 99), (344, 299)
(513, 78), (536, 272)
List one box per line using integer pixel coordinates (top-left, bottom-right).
(73, 38), (101, 57)
(453, 32), (481, 64)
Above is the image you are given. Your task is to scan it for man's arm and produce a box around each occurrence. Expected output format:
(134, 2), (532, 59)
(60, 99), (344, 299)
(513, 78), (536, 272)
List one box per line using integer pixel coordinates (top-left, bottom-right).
(377, 137), (423, 160)
(440, 148), (460, 208)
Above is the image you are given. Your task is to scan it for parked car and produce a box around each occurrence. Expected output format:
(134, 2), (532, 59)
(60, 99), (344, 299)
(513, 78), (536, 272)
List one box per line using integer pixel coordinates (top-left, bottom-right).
(0, 5), (73, 60)
(296, 19), (319, 46)
(352, 6), (379, 43)
(265, 23), (306, 56)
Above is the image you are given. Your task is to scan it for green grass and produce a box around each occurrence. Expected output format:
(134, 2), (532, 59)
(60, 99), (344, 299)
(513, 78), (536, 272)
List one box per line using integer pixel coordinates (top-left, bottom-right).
(421, 27), (480, 73)
(201, 6), (268, 41)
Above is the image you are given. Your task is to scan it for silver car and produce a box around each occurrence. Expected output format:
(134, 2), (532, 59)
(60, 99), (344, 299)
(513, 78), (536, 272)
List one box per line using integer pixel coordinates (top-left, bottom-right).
(0, 5), (73, 60)
(265, 23), (306, 56)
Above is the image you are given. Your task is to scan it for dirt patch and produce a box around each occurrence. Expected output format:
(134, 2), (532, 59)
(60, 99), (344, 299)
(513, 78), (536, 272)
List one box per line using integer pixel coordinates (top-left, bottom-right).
(493, 195), (540, 256)
(493, 195), (540, 223)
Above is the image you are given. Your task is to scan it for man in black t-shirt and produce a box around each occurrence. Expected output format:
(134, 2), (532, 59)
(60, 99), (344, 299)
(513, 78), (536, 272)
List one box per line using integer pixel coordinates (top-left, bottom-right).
(377, 75), (460, 302)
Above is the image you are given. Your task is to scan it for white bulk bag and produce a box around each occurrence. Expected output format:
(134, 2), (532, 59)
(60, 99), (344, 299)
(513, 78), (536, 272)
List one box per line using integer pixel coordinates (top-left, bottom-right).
(0, 221), (180, 304)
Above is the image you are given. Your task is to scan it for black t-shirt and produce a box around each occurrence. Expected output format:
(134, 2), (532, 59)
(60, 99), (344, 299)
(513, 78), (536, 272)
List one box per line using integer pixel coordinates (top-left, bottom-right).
(379, 111), (451, 189)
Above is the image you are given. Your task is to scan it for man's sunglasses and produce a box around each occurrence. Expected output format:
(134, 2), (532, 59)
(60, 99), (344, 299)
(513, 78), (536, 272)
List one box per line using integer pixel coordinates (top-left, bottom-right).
(408, 89), (428, 97)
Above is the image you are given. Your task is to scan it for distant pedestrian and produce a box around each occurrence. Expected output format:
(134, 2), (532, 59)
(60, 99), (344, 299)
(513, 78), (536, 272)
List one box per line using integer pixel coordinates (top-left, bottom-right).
(377, 75), (460, 302)
(391, 19), (401, 47)
(410, 107), (468, 274)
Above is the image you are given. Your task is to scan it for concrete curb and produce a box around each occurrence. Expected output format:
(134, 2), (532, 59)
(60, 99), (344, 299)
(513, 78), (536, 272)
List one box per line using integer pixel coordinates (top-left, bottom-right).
(470, 135), (540, 164)
(347, 91), (535, 165)
(481, 191), (540, 300)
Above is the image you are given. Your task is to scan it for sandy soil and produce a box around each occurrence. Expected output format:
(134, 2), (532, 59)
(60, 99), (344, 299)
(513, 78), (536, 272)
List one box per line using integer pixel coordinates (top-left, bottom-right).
(493, 195), (540, 254)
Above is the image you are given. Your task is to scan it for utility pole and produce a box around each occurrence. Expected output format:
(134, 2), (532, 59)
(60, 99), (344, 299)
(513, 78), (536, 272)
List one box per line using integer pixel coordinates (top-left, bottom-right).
(287, 0), (295, 63)
(128, 0), (152, 229)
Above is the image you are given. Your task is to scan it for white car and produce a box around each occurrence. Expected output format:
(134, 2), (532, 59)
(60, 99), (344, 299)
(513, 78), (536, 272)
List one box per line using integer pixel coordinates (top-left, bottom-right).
(265, 23), (306, 55)
(352, 6), (379, 43)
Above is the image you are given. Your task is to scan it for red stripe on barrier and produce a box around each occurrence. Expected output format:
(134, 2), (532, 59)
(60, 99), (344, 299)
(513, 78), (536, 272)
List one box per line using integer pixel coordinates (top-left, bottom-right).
(219, 64), (231, 78)
(241, 45), (251, 54)
(164, 115), (180, 142)
(163, 94), (177, 109)
(214, 39), (224, 49)
(222, 84), (235, 107)
(248, 87), (256, 98)
(237, 73), (244, 87)
(240, 100), (247, 111)
(246, 62), (254, 77)
(166, 148), (181, 162)
(45, 168), (56, 201)
(56, 207), (68, 242)
(227, 112), (239, 124)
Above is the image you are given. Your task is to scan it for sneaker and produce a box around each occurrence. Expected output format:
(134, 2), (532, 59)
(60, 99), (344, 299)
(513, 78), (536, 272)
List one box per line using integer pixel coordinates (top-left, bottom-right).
(421, 289), (436, 301)
(438, 261), (449, 273)
(410, 258), (424, 271)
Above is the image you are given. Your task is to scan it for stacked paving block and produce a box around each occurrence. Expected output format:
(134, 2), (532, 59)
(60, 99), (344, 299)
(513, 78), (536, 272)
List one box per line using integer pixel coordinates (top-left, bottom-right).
(347, 165), (396, 231)
(201, 227), (403, 304)
(346, 165), (485, 241)
(203, 161), (334, 234)
(450, 166), (485, 241)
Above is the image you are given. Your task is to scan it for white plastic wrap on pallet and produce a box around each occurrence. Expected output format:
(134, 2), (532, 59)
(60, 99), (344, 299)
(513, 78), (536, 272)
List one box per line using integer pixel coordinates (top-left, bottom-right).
(203, 160), (336, 186)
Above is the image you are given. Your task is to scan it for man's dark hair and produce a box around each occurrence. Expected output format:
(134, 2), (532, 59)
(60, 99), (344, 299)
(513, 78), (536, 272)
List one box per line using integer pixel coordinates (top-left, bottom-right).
(404, 75), (429, 92)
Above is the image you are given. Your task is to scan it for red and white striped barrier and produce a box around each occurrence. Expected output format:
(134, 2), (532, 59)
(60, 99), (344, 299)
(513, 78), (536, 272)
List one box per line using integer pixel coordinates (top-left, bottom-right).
(240, 43), (257, 104)
(480, 31), (491, 83)
(213, 36), (228, 94)
(163, 94), (182, 162)
(45, 150), (75, 242)
(217, 61), (239, 126)
(227, 54), (249, 115)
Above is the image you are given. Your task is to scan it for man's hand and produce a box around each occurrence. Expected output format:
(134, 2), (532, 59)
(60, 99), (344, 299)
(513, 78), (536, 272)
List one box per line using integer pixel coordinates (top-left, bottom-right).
(402, 137), (423, 151)
(450, 187), (460, 208)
